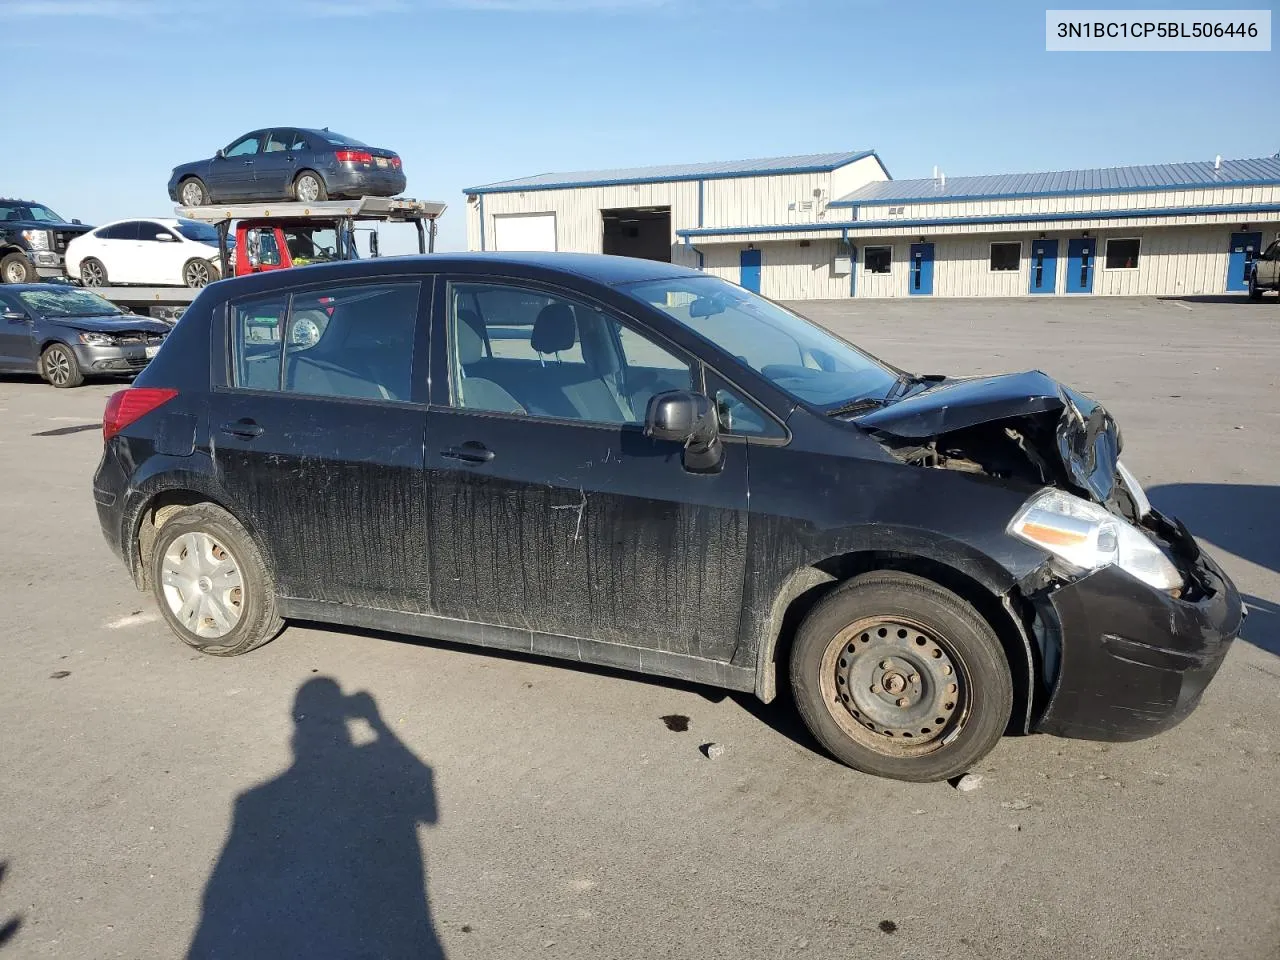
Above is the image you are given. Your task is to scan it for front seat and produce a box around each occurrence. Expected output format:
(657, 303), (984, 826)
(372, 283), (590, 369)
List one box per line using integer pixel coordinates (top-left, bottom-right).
(456, 308), (525, 414)
(532, 302), (633, 424)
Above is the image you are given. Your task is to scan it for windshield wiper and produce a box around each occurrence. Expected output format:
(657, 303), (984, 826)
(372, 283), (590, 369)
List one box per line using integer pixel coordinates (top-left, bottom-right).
(825, 396), (887, 417)
(889, 371), (944, 399)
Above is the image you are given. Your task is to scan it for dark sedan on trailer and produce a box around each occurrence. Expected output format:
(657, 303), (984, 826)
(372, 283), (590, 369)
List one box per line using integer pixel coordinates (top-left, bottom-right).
(168, 128), (406, 207)
(92, 253), (1242, 782)
(0, 285), (168, 388)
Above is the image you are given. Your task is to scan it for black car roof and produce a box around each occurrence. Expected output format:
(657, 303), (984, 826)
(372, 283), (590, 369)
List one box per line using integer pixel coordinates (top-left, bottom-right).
(205, 252), (706, 301)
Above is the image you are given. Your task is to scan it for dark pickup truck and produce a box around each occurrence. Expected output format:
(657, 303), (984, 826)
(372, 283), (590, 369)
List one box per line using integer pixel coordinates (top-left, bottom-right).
(0, 199), (92, 284)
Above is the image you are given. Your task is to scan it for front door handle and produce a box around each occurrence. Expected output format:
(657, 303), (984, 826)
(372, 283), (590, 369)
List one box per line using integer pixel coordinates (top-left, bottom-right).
(442, 441), (494, 464)
(220, 419), (263, 439)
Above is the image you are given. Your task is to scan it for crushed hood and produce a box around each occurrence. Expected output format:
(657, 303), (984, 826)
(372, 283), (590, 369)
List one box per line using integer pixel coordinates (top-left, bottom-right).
(855, 370), (1122, 502)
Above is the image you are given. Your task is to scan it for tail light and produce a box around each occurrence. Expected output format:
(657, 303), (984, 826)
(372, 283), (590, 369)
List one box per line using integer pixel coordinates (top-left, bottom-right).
(103, 387), (178, 442)
(334, 149), (373, 164)
(391, 156), (402, 169)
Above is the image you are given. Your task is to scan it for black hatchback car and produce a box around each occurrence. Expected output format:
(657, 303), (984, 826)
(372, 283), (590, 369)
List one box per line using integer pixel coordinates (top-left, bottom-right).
(168, 128), (406, 208)
(92, 254), (1242, 782)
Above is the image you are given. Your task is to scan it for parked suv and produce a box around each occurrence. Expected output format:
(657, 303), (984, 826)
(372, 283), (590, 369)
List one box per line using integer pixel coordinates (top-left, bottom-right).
(92, 253), (1242, 782)
(0, 199), (92, 283)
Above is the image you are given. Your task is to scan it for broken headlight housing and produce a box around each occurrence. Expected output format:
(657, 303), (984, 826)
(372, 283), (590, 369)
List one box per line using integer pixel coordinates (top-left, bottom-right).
(1008, 486), (1182, 593)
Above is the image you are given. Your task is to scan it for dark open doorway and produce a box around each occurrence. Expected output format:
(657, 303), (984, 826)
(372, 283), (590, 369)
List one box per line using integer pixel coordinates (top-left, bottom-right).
(602, 206), (672, 262)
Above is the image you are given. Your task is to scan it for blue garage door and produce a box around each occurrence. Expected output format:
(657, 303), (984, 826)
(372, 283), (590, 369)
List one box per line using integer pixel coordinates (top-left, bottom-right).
(739, 248), (761, 293)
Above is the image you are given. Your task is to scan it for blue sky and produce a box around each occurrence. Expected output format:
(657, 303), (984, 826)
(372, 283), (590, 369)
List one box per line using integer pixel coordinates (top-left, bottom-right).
(3, 0), (1276, 252)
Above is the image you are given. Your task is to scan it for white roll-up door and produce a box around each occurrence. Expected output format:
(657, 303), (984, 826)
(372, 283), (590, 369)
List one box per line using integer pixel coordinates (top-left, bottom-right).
(493, 213), (557, 252)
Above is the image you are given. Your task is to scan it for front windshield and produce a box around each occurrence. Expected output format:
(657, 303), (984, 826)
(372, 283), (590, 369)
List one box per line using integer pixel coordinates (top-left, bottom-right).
(0, 202), (64, 223)
(281, 226), (342, 264)
(623, 276), (897, 407)
(176, 220), (219, 244)
(18, 289), (123, 318)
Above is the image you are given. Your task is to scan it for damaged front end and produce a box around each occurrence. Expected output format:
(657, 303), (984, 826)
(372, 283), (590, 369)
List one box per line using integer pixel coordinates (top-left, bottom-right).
(854, 370), (1244, 740)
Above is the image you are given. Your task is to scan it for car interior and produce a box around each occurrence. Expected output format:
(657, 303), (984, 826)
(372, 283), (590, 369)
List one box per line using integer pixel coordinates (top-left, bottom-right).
(451, 286), (693, 424)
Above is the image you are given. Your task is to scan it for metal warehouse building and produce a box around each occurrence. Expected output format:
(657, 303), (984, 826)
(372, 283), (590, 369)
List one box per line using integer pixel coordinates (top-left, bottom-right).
(464, 151), (1280, 300)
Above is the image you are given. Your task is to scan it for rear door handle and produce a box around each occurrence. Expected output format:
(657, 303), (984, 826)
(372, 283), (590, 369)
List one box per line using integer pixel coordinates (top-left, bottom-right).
(220, 419), (263, 439)
(442, 441), (494, 464)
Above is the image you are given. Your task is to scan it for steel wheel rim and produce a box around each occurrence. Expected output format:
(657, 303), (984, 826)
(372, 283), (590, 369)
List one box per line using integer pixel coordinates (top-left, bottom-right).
(818, 615), (971, 758)
(161, 531), (244, 640)
(4, 261), (26, 283)
(297, 176), (319, 202)
(181, 182), (203, 206)
(82, 261), (103, 286)
(185, 261), (210, 287)
(45, 348), (70, 385)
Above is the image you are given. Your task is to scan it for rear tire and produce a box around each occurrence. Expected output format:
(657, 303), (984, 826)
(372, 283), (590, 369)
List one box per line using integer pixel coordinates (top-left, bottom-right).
(149, 503), (284, 657)
(41, 343), (84, 388)
(80, 257), (107, 287)
(790, 571), (1013, 782)
(294, 171), (327, 203)
(179, 177), (209, 207)
(1, 252), (35, 284)
(182, 258), (214, 288)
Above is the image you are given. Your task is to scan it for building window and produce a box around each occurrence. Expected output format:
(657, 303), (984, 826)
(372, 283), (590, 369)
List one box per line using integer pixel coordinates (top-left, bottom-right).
(1105, 238), (1141, 270)
(990, 241), (1021, 272)
(864, 246), (892, 274)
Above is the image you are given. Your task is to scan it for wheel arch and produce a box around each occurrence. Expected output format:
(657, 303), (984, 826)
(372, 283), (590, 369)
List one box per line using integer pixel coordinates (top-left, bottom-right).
(292, 168), (326, 195)
(126, 484), (277, 593)
(754, 549), (1045, 735)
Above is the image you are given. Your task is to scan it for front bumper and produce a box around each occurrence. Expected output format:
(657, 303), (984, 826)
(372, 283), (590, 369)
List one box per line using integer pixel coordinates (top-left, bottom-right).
(29, 250), (65, 278)
(1033, 517), (1243, 741)
(73, 342), (156, 375)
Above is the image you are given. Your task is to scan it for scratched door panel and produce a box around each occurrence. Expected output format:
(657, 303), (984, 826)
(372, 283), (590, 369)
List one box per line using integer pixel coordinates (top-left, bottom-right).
(423, 408), (749, 663)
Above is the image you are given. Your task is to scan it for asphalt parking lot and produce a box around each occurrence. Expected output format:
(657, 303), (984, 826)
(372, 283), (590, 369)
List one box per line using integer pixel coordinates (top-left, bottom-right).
(1, 294), (1278, 960)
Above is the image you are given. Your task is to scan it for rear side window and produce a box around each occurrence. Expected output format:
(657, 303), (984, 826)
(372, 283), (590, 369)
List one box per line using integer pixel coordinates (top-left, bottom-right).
(231, 282), (422, 401)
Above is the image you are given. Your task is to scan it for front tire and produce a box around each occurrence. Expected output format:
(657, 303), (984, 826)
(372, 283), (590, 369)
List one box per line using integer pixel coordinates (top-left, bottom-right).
(294, 171), (327, 203)
(790, 571), (1013, 782)
(1248, 272), (1263, 301)
(80, 257), (107, 287)
(41, 343), (84, 388)
(149, 503), (284, 656)
(182, 258), (214, 288)
(179, 177), (209, 207)
(1, 252), (36, 284)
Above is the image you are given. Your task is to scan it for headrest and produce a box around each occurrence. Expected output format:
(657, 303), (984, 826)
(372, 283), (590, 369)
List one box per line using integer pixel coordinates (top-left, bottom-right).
(456, 307), (486, 365)
(577, 309), (620, 377)
(531, 302), (577, 354)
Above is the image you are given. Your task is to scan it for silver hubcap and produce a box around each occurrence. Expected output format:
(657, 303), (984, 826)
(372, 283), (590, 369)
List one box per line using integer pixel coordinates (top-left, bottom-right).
(45, 349), (71, 385)
(297, 176), (319, 202)
(182, 182), (203, 206)
(82, 262), (103, 286)
(161, 531), (244, 640)
(4, 261), (26, 283)
(185, 261), (210, 287)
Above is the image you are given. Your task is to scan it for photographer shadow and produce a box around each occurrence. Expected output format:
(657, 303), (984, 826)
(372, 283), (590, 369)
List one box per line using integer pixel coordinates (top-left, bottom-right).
(188, 677), (445, 959)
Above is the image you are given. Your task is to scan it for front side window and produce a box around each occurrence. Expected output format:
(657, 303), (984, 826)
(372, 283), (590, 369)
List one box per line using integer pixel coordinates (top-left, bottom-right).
(990, 241), (1021, 272)
(281, 226), (340, 265)
(448, 282), (693, 424)
(624, 276), (897, 409)
(864, 246), (892, 274)
(232, 282), (421, 401)
(713, 383), (785, 438)
(1105, 238), (1141, 269)
(225, 134), (261, 157)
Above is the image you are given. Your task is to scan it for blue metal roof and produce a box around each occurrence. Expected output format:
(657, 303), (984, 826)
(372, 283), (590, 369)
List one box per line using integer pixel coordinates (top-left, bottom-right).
(465, 150), (877, 194)
(832, 155), (1280, 206)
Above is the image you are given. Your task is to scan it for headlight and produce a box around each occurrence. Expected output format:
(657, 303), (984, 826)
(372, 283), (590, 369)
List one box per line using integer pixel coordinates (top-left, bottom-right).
(22, 230), (51, 251)
(1008, 487), (1182, 592)
(78, 332), (117, 346)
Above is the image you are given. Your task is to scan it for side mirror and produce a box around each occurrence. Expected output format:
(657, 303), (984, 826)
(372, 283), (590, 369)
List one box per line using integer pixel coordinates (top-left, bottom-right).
(369, 232), (380, 258)
(155, 232), (175, 242)
(644, 390), (723, 472)
(215, 148), (226, 159)
(72, 219), (82, 225)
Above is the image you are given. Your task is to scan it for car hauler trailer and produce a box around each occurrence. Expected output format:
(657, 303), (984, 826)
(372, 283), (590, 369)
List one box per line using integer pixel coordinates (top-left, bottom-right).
(89, 196), (446, 319)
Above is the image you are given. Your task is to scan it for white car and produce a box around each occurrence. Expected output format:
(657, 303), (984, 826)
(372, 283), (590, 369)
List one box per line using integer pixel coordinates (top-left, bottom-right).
(66, 217), (222, 289)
